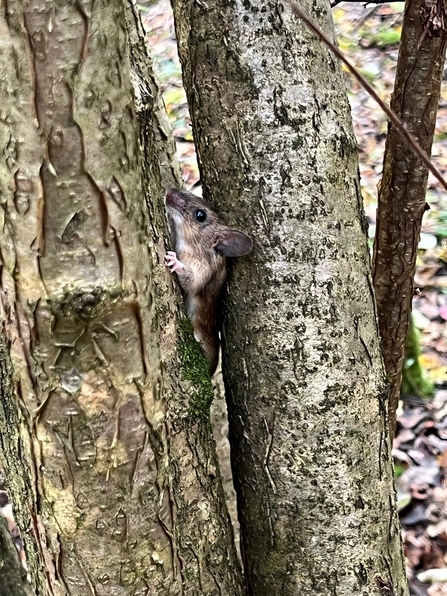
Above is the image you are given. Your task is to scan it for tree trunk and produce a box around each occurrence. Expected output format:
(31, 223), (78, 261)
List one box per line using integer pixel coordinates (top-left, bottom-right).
(0, 511), (32, 596)
(0, 1), (242, 594)
(172, 0), (408, 594)
(372, 0), (447, 434)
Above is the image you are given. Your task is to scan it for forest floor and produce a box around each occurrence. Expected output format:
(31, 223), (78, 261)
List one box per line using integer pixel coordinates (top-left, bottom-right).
(139, 2), (447, 594)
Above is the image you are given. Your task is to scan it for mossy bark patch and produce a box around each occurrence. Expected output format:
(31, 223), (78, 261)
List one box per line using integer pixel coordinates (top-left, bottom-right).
(177, 318), (215, 419)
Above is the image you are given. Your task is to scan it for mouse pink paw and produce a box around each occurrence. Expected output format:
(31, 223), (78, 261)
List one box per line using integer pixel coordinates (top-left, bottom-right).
(165, 251), (185, 273)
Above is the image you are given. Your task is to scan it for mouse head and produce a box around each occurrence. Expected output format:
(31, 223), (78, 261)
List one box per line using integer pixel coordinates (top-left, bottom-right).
(165, 188), (253, 257)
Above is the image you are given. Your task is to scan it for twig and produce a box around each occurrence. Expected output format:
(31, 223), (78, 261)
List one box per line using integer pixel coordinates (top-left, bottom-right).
(331, 0), (393, 6)
(287, 0), (447, 193)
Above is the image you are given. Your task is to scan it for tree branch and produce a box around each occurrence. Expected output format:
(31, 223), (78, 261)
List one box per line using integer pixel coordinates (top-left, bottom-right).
(287, 0), (447, 193)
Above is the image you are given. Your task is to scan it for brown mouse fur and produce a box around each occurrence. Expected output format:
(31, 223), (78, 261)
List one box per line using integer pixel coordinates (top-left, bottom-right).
(165, 188), (252, 375)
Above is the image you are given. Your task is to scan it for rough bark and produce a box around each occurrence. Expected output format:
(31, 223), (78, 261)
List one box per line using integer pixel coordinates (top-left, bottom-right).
(0, 512), (32, 596)
(0, 1), (242, 594)
(172, 0), (408, 594)
(372, 0), (447, 434)
(0, 314), (40, 596)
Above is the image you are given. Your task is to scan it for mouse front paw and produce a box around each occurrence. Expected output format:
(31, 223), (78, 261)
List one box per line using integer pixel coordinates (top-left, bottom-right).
(165, 251), (185, 273)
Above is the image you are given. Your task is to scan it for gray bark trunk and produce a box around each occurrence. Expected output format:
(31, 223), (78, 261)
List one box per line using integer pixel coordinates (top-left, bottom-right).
(0, 513), (32, 596)
(0, 334), (33, 596)
(0, 1), (242, 594)
(171, 0), (409, 594)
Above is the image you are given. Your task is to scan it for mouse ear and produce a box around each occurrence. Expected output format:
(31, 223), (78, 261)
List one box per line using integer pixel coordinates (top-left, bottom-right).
(214, 229), (253, 257)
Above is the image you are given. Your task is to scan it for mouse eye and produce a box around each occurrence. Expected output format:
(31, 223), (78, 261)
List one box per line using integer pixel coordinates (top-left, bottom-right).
(195, 209), (207, 223)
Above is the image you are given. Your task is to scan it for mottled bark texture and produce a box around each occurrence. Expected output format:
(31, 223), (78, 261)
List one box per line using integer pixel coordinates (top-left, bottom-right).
(372, 0), (447, 434)
(0, 1), (242, 594)
(172, 0), (409, 594)
(0, 333), (38, 595)
(0, 512), (32, 596)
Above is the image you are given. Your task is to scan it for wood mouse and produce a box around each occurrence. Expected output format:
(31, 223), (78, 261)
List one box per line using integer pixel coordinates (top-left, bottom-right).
(164, 188), (253, 375)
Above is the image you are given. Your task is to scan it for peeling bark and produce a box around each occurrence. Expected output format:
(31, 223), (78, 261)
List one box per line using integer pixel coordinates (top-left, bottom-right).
(172, 0), (408, 593)
(0, 1), (242, 594)
(372, 0), (447, 434)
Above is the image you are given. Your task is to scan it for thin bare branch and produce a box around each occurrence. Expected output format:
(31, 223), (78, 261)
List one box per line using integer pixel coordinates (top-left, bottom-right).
(287, 0), (447, 193)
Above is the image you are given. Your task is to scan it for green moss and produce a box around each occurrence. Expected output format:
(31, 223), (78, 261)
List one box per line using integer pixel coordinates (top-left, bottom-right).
(177, 318), (214, 420)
